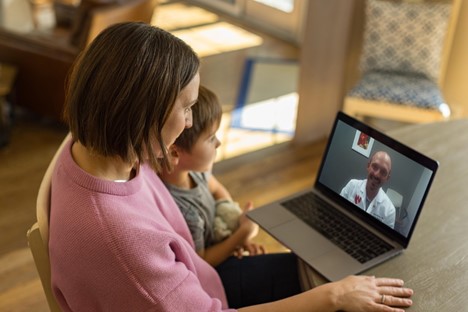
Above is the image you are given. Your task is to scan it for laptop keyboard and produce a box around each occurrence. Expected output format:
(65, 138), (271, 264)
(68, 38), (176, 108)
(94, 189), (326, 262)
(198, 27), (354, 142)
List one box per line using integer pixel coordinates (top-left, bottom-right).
(281, 191), (393, 263)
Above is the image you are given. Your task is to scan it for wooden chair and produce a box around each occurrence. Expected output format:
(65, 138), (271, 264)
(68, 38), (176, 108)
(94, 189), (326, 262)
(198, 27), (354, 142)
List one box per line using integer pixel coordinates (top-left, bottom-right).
(73, 0), (157, 49)
(0, 0), (157, 121)
(27, 133), (71, 312)
(343, 0), (461, 124)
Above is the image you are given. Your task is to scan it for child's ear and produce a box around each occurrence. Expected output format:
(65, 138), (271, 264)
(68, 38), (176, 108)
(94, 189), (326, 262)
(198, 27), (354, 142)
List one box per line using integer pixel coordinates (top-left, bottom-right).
(169, 145), (180, 165)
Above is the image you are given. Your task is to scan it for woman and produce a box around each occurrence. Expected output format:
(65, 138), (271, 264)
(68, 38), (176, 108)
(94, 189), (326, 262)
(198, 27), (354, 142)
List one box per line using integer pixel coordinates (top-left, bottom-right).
(49, 22), (413, 311)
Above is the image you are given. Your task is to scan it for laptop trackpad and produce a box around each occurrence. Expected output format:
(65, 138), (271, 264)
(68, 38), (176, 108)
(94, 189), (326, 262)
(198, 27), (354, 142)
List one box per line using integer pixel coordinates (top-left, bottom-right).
(248, 204), (297, 229)
(270, 219), (334, 259)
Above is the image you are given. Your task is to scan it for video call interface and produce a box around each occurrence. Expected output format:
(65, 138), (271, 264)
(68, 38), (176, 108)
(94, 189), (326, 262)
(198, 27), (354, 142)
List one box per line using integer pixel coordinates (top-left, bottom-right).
(317, 120), (435, 238)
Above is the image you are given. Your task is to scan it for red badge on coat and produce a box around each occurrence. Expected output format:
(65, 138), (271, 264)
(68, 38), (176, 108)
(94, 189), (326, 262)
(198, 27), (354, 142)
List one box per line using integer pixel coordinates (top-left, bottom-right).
(354, 194), (362, 205)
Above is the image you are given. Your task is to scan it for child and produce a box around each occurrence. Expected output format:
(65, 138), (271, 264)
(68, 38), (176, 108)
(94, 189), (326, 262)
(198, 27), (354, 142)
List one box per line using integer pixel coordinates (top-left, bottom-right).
(160, 85), (265, 267)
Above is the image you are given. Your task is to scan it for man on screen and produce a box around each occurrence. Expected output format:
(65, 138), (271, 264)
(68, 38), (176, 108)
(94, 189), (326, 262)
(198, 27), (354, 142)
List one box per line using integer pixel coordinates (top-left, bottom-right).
(340, 151), (396, 228)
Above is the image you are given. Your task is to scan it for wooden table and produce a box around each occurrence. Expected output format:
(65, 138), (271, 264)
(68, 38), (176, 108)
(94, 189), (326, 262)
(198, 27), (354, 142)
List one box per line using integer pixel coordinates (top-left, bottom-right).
(307, 119), (468, 311)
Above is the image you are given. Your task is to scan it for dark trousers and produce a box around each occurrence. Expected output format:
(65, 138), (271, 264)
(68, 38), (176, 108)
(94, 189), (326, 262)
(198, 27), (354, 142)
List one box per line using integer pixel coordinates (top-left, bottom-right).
(215, 253), (302, 309)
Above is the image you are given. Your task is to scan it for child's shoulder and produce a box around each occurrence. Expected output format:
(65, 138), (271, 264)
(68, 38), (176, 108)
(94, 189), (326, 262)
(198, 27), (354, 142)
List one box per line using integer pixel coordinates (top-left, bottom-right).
(189, 171), (212, 183)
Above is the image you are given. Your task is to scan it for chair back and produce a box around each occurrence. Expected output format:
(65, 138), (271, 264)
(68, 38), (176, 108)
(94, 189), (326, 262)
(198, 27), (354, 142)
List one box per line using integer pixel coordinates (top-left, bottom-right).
(435, 0), (461, 86)
(358, 0), (461, 87)
(86, 0), (157, 46)
(343, 0), (462, 124)
(27, 133), (71, 312)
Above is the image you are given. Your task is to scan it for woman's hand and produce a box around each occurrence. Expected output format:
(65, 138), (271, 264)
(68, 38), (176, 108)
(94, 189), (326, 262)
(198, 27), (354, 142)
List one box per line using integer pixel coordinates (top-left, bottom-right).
(333, 275), (413, 312)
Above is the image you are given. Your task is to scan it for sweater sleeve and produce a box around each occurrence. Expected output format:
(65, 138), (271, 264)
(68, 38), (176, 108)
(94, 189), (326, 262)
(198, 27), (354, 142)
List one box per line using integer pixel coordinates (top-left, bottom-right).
(148, 237), (231, 311)
(123, 225), (230, 311)
(51, 199), (234, 311)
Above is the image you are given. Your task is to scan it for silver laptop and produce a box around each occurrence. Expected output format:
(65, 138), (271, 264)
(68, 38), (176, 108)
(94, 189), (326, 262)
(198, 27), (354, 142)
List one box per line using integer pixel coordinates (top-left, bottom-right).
(247, 112), (438, 281)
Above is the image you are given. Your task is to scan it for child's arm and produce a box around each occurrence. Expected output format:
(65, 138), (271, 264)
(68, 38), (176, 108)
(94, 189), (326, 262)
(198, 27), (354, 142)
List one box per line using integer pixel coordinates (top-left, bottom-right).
(198, 202), (259, 267)
(208, 175), (232, 201)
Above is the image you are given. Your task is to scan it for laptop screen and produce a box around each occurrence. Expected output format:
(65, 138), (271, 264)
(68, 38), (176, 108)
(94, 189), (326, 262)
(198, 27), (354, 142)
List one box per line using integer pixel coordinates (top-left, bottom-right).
(316, 112), (438, 247)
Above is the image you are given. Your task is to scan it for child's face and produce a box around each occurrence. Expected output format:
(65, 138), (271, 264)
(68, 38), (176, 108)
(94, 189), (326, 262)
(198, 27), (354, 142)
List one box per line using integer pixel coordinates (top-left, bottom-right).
(178, 122), (221, 172)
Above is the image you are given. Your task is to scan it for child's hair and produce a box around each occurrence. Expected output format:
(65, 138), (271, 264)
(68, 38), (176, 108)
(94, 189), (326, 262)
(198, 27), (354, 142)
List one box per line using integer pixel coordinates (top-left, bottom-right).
(174, 85), (222, 152)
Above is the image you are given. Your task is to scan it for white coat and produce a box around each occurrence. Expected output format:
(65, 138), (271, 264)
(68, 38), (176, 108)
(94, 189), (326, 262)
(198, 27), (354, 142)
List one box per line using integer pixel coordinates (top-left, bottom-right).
(340, 179), (396, 228)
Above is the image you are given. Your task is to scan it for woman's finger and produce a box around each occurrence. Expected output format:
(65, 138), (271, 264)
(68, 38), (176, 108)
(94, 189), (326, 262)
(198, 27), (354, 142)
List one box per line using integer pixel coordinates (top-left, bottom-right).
(375, 277), (405, 287)
(377, 294), (413, 308)
(379, 286), (414, 298)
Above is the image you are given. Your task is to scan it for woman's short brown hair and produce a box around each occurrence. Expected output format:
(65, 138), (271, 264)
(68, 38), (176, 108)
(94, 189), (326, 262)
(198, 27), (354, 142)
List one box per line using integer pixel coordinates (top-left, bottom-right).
(64, 22), (199, 172)
(174, 86), (222, 152)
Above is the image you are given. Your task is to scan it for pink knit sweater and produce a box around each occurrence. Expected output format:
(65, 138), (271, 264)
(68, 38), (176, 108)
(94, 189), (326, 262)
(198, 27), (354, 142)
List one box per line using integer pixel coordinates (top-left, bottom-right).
(49, 140), (233, 311)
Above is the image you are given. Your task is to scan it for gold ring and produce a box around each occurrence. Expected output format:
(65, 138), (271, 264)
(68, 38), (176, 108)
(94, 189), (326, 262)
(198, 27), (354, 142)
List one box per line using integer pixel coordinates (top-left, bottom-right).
(381, 294), (386, 304)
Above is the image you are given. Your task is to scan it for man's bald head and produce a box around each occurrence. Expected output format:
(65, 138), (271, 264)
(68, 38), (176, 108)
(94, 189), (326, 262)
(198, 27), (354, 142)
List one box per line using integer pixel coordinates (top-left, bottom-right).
(366, 151), (392, 194)
(370, 151), (392, 172)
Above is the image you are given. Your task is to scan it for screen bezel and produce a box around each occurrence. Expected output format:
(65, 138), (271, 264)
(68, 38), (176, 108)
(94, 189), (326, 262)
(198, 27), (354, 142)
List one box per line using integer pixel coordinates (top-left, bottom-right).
(314, 112), (439, 247)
